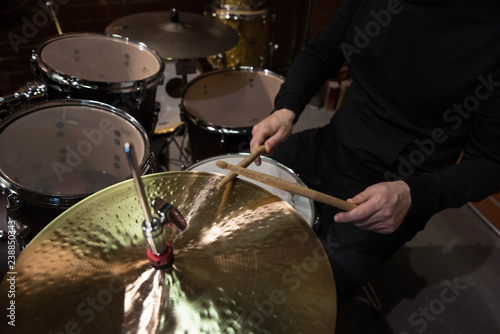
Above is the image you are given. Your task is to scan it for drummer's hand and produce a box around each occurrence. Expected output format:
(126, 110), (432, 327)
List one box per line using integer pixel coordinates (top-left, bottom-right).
(333, 181), (411, 234)
(250, 108), (295, 166)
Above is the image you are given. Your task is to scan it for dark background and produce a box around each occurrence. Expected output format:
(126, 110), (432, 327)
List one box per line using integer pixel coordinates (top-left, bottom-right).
(0, 0), (343, 95)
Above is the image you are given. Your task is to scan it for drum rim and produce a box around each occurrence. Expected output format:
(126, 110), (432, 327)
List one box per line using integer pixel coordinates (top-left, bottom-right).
(181, 67), (285, 133)
(33, 32), (165, 92)
(212, 7), (269, 16)
(0, 99), (151, 209)
(186, 153), (316, 226)
(187, 153), (303, 184)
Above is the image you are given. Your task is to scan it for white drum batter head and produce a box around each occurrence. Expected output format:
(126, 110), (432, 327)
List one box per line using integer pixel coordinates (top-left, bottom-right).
(187, 154), (315, 227)
(0, 100), (149, 207)
(37, 33), (163, 85)
(182, 68), (284, 131)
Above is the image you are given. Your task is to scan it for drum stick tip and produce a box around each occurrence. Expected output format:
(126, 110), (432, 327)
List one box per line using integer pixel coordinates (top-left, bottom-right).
(216, 161), (228, 169)
(215, 148), (265, 190)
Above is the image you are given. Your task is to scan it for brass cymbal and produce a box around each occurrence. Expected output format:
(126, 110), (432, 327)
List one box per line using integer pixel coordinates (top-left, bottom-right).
(0, 172), (336, 333)
(105, 11), (240, 59)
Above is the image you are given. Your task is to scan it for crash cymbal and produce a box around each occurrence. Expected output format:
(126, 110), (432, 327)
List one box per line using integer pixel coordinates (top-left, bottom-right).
(105, 10), (240, 59)
(0, 172), (336, 333)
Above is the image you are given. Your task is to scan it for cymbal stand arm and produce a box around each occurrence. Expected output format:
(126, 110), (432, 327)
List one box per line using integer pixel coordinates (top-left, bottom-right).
(124, 143), (173, 268)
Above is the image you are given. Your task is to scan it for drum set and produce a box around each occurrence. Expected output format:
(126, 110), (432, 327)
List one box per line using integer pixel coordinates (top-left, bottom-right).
(0, 1), (336, 332)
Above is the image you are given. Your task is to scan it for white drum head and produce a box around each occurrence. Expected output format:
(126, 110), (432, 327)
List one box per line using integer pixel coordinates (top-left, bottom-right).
(187, 154), (315, 226)
(39, 34), (162, 83)
(155, 62), (200, 135)
(0, 101), (147, 198)
(182, 69), (284, 129)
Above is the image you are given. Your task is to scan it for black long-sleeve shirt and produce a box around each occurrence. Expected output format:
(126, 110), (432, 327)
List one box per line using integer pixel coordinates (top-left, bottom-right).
(275, 0), (500, 219)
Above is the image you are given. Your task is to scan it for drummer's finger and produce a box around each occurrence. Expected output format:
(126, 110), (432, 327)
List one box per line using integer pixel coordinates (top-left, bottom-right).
(250, 125), (271, 166)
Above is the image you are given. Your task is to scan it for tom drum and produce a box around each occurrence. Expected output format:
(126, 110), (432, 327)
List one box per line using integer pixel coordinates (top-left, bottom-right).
(32, 33), (164, 134)
(0, 99), (151, 247)
(182, 68), (284, 162)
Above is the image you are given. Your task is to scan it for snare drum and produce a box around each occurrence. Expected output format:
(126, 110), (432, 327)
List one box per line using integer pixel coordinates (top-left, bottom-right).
(32, 33), (164, 134)
(207, 7), (271, 69)
(187, 154), (316, 227)
(182, 68), (284, 162)
(0, 99), (151, 246)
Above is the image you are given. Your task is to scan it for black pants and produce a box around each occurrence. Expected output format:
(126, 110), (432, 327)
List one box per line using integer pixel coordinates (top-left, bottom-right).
(270, 125), (429, 306)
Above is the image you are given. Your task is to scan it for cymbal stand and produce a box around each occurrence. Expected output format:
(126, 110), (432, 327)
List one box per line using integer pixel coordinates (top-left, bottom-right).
(121, 0), (130, 15)
(124, 142), (186, 269)
(175, 59), (198, 88)
(157, 58), (198, 171)
(158, 124), (192, 171)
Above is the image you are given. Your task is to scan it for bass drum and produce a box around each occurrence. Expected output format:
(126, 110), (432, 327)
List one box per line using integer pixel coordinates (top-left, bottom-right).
(182, 68), (284, 162)
(154, 61), (200, 136)
(0, 99), (152, 247)
(207, 6), (271, 69)
(187, 154), (316, 228)
(32, 33), (164, 134)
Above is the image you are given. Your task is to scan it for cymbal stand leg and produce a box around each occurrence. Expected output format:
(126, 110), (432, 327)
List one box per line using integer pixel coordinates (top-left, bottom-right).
(177, 125), (191, 169)
(159, 125), (191, 171)
(362, 281), (382, 312)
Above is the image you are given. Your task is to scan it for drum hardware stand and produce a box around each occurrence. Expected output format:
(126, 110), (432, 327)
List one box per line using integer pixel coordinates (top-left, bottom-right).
(312, 215), (320, 233)
(149, 8), (198, 171)
(151, 101), (161, 138)
(268, 42), (279, 70)
(157, 123), (191, 171)
(219, 129), (229, 151)
(175, 59), (198, 88)
(141, 149), (157, 175)
(0, 82), (48, 116)
(121, 0), (130, 15)
(134, 80), (147, 109)
(156, 57), (197, 171)
(124, 142), (186, 269)
(167, 8), (200, 85)
(0, 229), (7, 241)
(362, 281), (382, 313)
(3, 191), (31, 251)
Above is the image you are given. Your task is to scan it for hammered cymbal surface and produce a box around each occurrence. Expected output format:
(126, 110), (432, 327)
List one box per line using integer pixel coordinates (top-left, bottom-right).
(0, 172), (336, 333)
(105, 12), (240, 59)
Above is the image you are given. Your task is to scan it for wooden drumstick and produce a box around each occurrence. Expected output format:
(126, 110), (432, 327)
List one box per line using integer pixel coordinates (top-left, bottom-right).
(216, 161), (358, 212)
(46, 2), (63, 35)
(215, 145), (267, 190)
